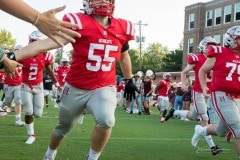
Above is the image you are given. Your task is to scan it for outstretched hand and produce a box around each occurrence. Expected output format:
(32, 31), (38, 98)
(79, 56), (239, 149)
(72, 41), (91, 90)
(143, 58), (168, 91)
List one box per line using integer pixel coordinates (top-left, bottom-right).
(2, 57), (22, 74)
(35, 5), (81, 46)
(124, 79), (140, 101)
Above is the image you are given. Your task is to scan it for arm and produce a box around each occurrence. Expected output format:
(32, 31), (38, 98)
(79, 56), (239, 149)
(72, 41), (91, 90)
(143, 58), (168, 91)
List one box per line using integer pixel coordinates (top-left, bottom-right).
(181, 64), (194, 90)
(45, 64), (62, 92)
(119, 50), (132, 79)
(0, 0), (81, 46)
(199, 57), (215, 96)
(14, 38), (68, 61)
(1, 37), (68, 74)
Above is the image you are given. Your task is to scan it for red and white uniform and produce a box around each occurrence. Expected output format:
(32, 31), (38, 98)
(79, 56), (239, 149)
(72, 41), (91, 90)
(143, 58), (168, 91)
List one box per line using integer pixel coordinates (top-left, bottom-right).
(63, 13), (135, 89)
(19, 52), (53, 85)
(187, 53), (210, 121)
(3, 67), (22, 106)
(207, 45), (240, 138)
(51, 13), (135, 136)
(54, 65), (70, 87)
(188, 53), (211, 93)
(19, 52), (53, 117)
(4, 67), (22, 86)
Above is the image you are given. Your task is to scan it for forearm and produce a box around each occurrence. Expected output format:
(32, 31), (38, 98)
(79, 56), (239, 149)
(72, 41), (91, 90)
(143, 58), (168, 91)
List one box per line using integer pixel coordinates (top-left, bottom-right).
(14, 38), (66, 61)
(0, 0), (38, 24)
(119, 51), (132, 79)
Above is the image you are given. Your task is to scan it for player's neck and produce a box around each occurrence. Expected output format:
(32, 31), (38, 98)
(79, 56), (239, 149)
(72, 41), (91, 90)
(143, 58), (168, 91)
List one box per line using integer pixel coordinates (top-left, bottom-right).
(92, 15), (110, 27)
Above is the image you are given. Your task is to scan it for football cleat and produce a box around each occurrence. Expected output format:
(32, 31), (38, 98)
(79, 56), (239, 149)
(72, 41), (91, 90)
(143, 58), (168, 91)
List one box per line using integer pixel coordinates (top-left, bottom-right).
(44, 151), (57, 160)
(211, 145), (223, 155)
(25, 135), (36, 144)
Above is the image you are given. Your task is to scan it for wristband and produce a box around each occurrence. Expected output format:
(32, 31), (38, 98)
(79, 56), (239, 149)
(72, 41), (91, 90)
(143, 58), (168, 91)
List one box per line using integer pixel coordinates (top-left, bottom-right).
(6, 52), (16, 61)
(32, 12), (40, 26)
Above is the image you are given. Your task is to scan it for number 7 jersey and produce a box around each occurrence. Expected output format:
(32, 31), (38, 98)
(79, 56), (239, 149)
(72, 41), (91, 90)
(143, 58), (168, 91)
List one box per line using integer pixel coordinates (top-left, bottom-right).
(62, 13), (135, 90)
(207, 45), (240, 94)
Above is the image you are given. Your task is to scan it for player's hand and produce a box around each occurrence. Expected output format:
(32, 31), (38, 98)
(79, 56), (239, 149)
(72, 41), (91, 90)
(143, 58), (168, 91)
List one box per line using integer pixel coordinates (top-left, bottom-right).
(2, 56), (22, 74)
(35, 6), (81, 46)
(124, 79), (140, 101)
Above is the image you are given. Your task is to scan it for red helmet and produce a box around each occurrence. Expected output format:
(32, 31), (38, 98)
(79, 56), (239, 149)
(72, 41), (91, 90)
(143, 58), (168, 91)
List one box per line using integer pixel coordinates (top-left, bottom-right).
(83, 0), (115, 17)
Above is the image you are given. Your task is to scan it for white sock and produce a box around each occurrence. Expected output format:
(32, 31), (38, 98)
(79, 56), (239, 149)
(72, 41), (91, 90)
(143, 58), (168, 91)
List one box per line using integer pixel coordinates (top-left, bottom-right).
(47, 146), (57, 155)
(87, 148), (101, 160)
(204, 135), (215, 148)
(26, 122), (34, 136)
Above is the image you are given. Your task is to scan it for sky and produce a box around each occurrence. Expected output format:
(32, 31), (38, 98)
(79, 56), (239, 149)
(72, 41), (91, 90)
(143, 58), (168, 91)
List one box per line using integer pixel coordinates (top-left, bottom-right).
(0, 0), (211, 51)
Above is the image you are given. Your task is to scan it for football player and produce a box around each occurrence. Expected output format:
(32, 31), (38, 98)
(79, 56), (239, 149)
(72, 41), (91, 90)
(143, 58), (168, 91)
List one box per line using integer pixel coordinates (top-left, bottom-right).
(197, 25), (240, 159)
(19, 30), (59, 144)
(164, 36), (223, 155)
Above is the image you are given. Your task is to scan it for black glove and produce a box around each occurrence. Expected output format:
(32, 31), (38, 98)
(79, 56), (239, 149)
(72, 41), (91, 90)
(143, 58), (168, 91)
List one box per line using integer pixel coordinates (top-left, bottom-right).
(124, 79), (140, 101)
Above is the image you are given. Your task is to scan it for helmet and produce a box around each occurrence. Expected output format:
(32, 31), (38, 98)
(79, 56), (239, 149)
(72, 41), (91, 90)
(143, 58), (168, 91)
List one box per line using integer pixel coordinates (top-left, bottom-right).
(146, 70), (154, 77)
(61, 57), (70, 62)
(135, 71), (144, 78)
(14, 44), (24, 50)
(198, 36), (217, 53)
(224, 25), (240, 49)
(83, 0), (115, 17)
(163, 72), (171, 79)
(29, 30), (46, 42)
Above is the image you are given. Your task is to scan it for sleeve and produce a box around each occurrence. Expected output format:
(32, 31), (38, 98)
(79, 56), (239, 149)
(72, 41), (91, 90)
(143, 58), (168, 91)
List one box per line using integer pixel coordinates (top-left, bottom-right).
(187, 54), (197, 65)
(207, 45), (217, 58)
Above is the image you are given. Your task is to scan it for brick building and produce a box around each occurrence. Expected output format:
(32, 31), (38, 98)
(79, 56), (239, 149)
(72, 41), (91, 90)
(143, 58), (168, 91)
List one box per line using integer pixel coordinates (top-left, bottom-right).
(182, 0), (240, 68)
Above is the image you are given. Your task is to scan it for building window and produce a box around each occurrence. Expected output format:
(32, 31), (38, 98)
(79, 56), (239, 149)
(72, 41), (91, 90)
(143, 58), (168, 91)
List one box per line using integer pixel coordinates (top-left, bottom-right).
(206, 10), (213, 27)
(235, 2), (240, 21)
(188, 13), (195, 30)
(188, 38), (193, 53)
(213, 35), (221, 45)
(215, 8), (222, 25)
(224, 5), (232, 23)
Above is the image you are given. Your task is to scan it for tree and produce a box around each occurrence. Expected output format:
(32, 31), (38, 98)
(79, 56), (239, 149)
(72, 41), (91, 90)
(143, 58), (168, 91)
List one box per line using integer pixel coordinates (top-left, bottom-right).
(0, 29), (16, 51)
(161, 49), (183, 72)
(141, 42), (169, 72)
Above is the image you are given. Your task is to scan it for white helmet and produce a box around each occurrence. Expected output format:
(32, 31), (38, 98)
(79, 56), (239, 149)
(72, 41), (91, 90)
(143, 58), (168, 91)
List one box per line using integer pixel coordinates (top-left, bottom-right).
(14, 44), (24, 50)
(146, 70), (154, 77)
(163, 72), (171, 79)
(61, 57), (70, 62)
(82, 0), (115, 17)
(29, 30), (46, 42)
(224, 25), (240, 49)
(135, 71), (144, 78)
(198, 36), (217, 53)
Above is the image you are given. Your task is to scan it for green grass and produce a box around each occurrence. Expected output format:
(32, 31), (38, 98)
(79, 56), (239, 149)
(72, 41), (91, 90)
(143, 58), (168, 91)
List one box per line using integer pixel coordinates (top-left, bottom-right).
(0, 102), (237, 160)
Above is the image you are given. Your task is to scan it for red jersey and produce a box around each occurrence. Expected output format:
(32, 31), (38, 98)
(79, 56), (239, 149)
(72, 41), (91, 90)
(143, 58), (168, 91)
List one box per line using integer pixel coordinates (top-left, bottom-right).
(54, 65), (70, 87)
(207, 45), (240, 94)
(0, 72), (5, 84)
(62, 13), (135, 89)
(19, 52), (53, 85)
(4, 67), (22, 86)
(187, 53), (209, 93)
(117, 81), (125, 92)
(157, 80), (171, 96)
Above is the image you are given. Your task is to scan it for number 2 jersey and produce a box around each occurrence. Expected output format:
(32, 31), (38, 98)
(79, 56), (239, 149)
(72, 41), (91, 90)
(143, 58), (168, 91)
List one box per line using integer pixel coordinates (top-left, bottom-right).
(19, 52), (54, 85)
(62, 13), (135, 90)
(207, 45), (240, 94)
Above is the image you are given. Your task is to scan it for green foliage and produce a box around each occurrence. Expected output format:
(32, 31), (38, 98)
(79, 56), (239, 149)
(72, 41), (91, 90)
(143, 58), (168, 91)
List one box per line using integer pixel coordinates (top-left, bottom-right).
(0, 29), (16, 51)
(161, 49), (183, 72)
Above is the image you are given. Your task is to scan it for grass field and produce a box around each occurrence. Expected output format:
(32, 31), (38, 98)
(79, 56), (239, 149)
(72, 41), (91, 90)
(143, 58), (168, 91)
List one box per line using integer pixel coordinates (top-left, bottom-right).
(0, 102), (237, 160)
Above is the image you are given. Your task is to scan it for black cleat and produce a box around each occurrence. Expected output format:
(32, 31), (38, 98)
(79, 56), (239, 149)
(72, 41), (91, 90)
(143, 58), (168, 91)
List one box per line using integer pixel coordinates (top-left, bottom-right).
(165, 108), (175, 121)
(211, 145), (223, 156)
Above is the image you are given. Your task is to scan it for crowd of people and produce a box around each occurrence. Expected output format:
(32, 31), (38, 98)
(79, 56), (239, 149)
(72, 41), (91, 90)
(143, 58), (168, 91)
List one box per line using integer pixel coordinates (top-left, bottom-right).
(0, 0), (240, 159)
